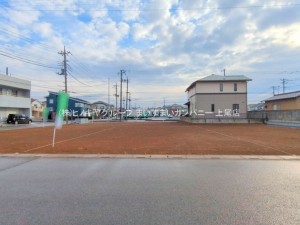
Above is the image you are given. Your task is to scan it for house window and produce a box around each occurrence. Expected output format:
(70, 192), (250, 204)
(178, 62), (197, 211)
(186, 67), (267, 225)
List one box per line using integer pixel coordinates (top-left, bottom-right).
(233, 104), (239, 112)
(234, 83), (237, 91)
(220, 83), (223, 92)
(211, 104), (215, 112)
(49, 99), (54, 104)
(273, 104), (280, 110)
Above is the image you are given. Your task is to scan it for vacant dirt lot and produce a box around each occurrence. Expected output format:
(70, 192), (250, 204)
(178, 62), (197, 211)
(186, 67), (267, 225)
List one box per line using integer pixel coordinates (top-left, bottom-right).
(0, 121), (299, 155)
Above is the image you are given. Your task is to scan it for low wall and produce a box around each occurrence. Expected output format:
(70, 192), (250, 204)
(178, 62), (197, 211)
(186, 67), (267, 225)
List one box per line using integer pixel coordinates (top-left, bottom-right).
(248, 110), (300, 122)
(181, 117), (261, 124)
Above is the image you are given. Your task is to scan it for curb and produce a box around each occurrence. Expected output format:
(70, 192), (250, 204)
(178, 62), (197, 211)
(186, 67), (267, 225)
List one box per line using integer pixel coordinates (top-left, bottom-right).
(0, 154), (299, 160)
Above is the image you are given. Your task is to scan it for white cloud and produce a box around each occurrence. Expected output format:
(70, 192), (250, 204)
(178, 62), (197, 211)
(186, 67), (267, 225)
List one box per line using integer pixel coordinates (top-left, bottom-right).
(262, 23), (300, 48)
(33, 22), (53, 38)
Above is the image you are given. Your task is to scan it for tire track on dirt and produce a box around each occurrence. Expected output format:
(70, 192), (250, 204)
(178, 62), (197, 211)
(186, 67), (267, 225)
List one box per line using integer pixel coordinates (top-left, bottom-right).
(23, 127), (117, 153)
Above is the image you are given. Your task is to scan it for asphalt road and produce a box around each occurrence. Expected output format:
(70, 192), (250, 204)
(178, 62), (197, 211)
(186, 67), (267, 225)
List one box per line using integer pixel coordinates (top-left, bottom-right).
(0, 157), (299, 225)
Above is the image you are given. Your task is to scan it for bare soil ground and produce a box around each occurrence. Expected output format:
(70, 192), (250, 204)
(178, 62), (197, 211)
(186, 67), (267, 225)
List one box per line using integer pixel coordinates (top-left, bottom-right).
(0, 121), (299, 155)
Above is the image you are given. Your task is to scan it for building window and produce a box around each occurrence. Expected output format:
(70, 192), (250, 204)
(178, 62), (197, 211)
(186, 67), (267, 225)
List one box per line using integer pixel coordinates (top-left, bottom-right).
(234, 83), (237, 91)
(220, 83), (223, 92)
(49, 99), (54, 104)
(273, 104), (280, 110)
(233, 104), (239, 112)
(211, 104), (215, 112)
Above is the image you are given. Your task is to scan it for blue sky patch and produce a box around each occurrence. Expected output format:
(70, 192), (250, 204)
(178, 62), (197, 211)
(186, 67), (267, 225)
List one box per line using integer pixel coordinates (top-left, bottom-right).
(78, 12), (92, 23)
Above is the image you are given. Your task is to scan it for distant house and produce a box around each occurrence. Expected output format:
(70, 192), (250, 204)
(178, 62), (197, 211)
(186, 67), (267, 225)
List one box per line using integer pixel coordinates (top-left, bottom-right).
(0, 73), (31, 120)
(93, 101), (114, 118)
(165, 104), (188, 117)
(264, 91), (300, 110)
(46, 91), (93, 119)
(31, 99), (44, 119)
(248, 103), (265, 111)
(185, 74), (252, 118)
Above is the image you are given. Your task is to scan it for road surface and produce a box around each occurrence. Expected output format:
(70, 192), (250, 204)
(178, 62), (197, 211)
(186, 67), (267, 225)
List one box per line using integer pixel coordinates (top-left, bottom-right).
(0, 157), (299, 225)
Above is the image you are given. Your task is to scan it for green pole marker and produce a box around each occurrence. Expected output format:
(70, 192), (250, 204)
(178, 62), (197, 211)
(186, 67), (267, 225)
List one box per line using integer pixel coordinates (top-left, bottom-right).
(42, 107), (49, 128)
(55, 91), (69, 129)
(42, 108), (50, 121)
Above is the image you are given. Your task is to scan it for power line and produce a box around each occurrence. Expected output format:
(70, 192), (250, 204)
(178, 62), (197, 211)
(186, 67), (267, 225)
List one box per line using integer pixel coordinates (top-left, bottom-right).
(0, 28), (58, 54)
(0, 50), (58, 69)
(68, 70), (93, 87)
(0, 47), (57, 66)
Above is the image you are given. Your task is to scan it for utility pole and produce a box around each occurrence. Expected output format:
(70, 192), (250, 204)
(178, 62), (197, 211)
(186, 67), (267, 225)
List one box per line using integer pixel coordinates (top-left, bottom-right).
(58, 46), (71, 124)
(119, 69), (126, 121)
(222, 68), (226, 76)
(125, 77), (129, 111)
(113, 83), (119, 119)
(280, 78), (288, 93)
(108, 78), (110, 119)
(128, 92), (131, 110)
(271, 86), (276, 95)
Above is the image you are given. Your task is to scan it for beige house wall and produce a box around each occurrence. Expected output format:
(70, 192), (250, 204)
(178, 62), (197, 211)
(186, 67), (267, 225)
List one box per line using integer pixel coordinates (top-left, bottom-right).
(265, 97), (300, 111)
(194, 94), (248, 114)
(196, 81), (247, 93)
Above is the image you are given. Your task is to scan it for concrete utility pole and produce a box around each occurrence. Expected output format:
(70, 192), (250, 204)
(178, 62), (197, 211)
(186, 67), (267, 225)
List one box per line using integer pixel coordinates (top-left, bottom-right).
(280, 78), (288, 93)
(128, 92), (131, 110)
(119, 70), (126, 121)
(113, 83), (119, 119)
(223, 68), (226, 76)
(58, 46), (71, 124)
(108, 78), (110, 119)
(271, 86), (276, 95)
(125, 77), (129, 111)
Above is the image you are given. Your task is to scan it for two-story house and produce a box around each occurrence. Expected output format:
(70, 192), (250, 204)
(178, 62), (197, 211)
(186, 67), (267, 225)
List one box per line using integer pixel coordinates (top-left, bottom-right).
(46, 91), (93, 120)
(0, 74), (31, 121)
(185, 74), (252, 119)
(31, 99), (45, 119)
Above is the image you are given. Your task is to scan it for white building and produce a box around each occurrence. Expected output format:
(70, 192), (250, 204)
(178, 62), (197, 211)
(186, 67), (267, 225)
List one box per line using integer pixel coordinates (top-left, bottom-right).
(0, 74), (31, 120)
(185, 74), (252, 118)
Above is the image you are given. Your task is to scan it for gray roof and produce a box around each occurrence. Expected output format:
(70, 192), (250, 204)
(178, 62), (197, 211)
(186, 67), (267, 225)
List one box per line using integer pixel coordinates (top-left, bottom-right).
(93, 101), (108, 104)
(199, 74), (252, 81)
(186, 74), (252, 91)
(264, 91), (300, 102)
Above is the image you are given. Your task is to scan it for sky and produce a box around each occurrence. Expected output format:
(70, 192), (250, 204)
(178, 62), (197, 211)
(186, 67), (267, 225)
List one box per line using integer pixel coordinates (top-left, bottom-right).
(0, 0), (300, 108)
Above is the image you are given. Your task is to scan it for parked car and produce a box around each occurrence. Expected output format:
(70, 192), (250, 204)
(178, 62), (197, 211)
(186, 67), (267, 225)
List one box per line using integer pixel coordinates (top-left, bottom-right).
(6, 114), (32, 124)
